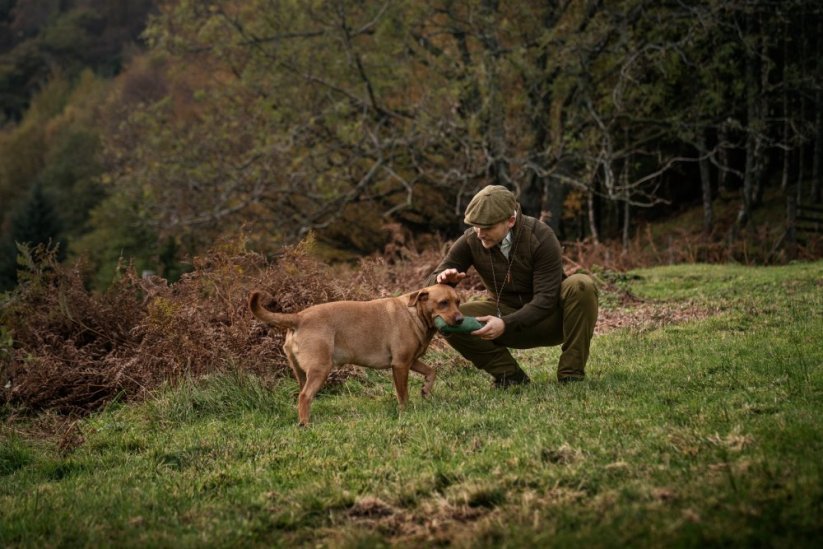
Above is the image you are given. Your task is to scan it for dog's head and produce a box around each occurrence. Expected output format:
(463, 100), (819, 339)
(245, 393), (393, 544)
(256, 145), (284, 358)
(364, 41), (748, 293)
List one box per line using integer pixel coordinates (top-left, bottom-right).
(408, 284), (464, 328)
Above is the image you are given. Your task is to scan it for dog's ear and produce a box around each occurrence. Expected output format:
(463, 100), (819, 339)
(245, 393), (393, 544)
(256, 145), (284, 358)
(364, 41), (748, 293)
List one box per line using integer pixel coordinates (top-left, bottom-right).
(407, 289), (430, 307)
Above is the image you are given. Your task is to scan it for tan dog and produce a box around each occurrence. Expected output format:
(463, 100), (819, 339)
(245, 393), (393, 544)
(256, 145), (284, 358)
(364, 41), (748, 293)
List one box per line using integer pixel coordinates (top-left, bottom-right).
(248, 284), (463, 425)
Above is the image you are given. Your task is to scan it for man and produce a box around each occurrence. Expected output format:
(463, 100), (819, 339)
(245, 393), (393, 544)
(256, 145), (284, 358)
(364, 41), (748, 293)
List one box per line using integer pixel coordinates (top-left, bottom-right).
(427, 185), (598, 387)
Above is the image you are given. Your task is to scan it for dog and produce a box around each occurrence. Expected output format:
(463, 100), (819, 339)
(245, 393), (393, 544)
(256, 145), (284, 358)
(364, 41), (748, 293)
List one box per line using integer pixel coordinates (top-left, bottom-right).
(248, 284), (463, 425)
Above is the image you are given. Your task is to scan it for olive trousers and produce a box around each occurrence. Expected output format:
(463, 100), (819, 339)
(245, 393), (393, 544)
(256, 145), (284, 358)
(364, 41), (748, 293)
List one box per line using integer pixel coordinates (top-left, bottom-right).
(443, 273), (599, 383)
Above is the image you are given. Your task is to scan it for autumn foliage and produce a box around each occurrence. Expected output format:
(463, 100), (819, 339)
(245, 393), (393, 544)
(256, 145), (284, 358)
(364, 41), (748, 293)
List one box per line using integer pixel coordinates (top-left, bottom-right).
(0, 236), (393, 415)
(2, 224), (820, 416)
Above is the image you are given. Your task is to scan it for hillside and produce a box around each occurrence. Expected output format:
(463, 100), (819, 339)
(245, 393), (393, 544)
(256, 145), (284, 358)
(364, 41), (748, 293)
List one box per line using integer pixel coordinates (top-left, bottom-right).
(2, 260), (821, 546)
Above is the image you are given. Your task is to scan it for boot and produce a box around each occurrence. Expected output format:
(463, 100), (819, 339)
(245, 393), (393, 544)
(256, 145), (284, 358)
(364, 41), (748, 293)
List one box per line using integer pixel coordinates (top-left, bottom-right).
(493, 369), (531, 389)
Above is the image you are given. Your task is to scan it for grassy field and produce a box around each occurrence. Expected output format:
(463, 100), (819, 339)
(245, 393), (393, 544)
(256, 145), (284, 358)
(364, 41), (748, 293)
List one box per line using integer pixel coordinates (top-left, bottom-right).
(2, 261), (822, 547)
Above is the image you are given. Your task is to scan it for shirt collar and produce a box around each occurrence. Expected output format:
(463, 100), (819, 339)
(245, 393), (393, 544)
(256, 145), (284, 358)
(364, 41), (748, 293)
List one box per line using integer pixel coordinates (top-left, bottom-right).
(500, 231), (513, 259)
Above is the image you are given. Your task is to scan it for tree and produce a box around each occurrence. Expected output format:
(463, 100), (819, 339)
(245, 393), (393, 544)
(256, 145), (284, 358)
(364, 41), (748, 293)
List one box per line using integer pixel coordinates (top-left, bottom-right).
(0, 70), (109, 277)
(103, 1), (467, 254)
(79, 0), (823, 274)
(0, 183), (64, 290)
(0, 0), (156, 122)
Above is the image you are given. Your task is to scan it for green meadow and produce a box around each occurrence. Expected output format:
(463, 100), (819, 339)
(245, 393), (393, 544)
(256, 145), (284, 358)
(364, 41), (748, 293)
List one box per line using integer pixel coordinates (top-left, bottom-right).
(2, 262), (822, 547)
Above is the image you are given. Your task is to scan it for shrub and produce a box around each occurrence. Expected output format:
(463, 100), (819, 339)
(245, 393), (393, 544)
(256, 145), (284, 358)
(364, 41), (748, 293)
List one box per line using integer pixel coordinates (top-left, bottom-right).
(0, 235), (385, 415)
(1, 243), (145, 413)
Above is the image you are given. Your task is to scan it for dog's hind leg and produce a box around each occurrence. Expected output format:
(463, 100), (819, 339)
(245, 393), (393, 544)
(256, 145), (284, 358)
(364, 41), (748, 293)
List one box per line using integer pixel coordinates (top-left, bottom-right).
(410, 359), (436, 398)
(297, 366), (331, 426)
(294, 339), (333, 426)
(284, 333), (307, 389)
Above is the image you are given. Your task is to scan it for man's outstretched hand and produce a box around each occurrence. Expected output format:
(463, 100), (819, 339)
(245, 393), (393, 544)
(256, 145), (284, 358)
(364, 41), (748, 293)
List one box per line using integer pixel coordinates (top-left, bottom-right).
(436, 268), (467, 285)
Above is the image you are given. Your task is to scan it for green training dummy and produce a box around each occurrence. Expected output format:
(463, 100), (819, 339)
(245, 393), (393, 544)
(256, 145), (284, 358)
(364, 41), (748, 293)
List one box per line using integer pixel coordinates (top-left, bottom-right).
(434, 316), (485, 334)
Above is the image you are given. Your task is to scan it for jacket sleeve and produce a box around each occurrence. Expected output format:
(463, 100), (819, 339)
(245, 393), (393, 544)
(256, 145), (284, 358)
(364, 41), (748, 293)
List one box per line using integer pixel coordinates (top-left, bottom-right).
(501, 230), (563, 332)
(425, 232), (475, 286)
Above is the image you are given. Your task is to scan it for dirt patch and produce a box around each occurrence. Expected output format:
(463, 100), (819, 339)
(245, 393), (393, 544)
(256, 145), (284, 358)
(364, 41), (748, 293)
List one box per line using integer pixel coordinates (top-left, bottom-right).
(595, 299), (721, 335)
(343, 495), (489, 545)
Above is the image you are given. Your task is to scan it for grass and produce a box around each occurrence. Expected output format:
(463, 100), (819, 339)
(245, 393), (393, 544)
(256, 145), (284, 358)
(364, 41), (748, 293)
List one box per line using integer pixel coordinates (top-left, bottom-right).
(2, 261), (822, 547)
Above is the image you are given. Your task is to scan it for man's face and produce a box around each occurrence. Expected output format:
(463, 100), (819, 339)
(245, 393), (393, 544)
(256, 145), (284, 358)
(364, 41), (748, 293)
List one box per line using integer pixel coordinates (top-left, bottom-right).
(473, 215), (516, 249)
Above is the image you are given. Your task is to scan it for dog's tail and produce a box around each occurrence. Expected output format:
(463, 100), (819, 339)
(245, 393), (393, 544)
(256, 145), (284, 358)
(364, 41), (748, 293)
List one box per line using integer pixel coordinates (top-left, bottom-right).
(248, 291), (300, 329)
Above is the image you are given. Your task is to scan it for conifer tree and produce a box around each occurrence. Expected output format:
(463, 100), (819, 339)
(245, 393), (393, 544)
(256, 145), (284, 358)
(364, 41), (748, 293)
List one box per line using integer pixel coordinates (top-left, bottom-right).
(0, 183), (65, 290)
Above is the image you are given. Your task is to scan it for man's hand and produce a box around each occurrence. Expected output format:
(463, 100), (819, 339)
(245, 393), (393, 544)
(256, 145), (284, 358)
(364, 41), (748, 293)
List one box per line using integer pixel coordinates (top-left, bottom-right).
(436, 268), (467, 285)
(472, 315), (505, 340)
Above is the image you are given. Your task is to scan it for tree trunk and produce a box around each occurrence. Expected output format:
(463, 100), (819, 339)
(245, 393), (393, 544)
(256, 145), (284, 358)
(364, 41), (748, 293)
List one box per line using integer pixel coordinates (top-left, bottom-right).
(479, 0), (509, 188)
(785, 183), (798, 260)
(736, 13), (761, 234)
(621, 154), (631, 250)
(717, 124), (732, 194)
(813, 19), (823, 203)
(814, 97), (822, 203)
(781, 20), (790, 193)
(775, 124), (797, 260)
(752, 24), (770, 208)
(696, 131), (714, 235)
(622, 198), (630, 251)
(796, 146), (806, 204)
(520, 6), (561, 226)
(794, 15), (806, 208)
(587, 183), (600, 245)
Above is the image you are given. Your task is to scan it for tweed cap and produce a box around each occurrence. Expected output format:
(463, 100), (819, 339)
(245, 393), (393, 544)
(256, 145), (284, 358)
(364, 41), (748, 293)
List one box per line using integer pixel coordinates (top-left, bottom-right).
(464, 185), (517, 227)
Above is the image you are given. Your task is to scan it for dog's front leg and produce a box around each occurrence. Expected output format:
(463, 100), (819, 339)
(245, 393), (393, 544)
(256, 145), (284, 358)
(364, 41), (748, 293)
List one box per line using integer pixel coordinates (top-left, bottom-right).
(411, 360), (436, 398)
(391, 364), (411, 409)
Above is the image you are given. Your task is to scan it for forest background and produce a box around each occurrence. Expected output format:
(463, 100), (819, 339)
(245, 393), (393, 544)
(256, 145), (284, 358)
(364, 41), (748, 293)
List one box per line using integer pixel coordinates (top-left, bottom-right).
(1, 3), (822, 544)
(2, 0), (822, 292)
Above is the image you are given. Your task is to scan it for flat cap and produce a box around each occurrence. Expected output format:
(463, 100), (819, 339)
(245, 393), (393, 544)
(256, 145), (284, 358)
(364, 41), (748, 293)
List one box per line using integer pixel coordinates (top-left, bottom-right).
(464, 185), (517, 227)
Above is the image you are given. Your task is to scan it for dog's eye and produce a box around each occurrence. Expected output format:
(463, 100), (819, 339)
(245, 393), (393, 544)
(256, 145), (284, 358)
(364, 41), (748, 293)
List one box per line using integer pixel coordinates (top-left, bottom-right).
(438, 300), (449, 307)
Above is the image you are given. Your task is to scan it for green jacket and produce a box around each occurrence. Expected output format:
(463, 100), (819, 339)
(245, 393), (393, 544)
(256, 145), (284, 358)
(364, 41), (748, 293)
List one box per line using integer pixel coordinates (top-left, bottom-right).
(427, 210), (564, 333)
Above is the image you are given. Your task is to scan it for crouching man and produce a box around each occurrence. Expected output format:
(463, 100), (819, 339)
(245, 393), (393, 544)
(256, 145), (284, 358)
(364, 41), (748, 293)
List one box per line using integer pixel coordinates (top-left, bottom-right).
(427, 185), (599, 387)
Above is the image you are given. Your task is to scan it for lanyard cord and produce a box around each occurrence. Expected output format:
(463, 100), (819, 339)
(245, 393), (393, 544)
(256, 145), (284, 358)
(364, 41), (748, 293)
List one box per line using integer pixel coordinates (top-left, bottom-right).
(488, 222), (521, 318)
